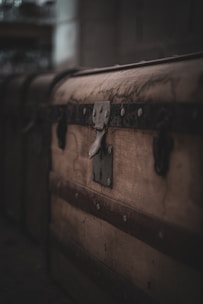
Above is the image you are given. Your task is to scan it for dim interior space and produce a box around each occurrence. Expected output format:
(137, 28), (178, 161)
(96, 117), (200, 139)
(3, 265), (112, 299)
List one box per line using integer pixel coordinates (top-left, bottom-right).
(0, 1), (203, 303)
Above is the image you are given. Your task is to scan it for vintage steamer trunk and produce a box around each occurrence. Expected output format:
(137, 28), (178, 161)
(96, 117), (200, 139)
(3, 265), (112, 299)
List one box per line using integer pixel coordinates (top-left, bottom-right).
(0, 75), (16, 213)
(3, 75), (35, 224)
(50, 54), (203, 304)
(24, 71), (73, 245)
(0, 76), (6, 212)
(24, 73), (58, 244)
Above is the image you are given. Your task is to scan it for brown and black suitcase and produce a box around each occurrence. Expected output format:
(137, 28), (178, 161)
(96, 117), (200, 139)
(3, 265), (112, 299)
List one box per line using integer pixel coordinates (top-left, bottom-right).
(49, 54), (203, 304)
(23, 71), (74, 246)
(23, 73), (58, 244)
(0, 76), (6, 209)
(0, 75), (17, 214)
(3, 75), (35, 224)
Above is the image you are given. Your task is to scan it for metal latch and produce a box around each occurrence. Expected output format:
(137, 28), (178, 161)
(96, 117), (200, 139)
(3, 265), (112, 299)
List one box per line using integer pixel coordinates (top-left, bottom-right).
(89, 101), (113, 188)
(89, 101), (111, 159)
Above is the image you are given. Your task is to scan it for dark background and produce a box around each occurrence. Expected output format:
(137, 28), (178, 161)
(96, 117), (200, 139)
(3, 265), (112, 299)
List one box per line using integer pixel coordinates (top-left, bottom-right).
(0, 0), (203, 73)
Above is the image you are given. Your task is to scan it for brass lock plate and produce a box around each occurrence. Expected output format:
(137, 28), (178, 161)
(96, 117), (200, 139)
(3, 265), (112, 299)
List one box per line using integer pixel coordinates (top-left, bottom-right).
(92, 144), (113, 188)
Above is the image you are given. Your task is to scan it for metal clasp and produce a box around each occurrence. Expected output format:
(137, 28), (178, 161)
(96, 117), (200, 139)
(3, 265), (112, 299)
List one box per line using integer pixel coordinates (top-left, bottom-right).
(89, 101), (113, 188)
(89, 101), (111, 159)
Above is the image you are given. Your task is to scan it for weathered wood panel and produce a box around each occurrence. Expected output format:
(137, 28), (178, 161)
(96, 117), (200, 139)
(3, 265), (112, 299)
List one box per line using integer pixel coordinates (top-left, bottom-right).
(50, 196), (202, 304)
(49, 242), (116, 304)
(51, 124), (203, 234)
(50, 172), (202, 270)
(49, 230), (157, 304)
(53, 57), (203, 104)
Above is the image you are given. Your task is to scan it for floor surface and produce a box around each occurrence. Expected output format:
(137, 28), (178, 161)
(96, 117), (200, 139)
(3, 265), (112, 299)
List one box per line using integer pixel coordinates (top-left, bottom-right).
(0, 215), (75, 304)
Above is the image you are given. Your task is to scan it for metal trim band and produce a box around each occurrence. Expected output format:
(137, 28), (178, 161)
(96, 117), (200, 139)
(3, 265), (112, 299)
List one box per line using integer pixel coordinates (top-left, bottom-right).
(19, 102), (203, 134)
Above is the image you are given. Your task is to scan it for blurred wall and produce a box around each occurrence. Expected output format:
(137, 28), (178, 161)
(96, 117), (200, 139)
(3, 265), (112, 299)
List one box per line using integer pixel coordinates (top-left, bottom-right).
(0, 0), (202, 72)
(79, 0), (203, 67)
(53, 0), (79, 69)
(0, 0), (79, 73)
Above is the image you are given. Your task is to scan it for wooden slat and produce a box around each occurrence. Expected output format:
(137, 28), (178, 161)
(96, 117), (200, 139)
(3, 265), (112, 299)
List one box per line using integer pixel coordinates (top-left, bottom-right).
(50, 230), (156, 304)
(51, 124), (203, 234)
(52, 57), (203, 105)
(50, 196), (202, 304)
(50, 171), (203, 270)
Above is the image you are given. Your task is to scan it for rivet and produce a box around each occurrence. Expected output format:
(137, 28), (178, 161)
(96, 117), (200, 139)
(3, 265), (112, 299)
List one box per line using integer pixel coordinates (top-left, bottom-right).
(96, 203), (100, 210)
(107, 177), (111, 186)
(75, 192), (79, 199)
(120, 107), (125, 117)
(105, 110), (109, 118)
(108, 146), (112, 155)
(123, 215), (127, 222)
(137, 107), (143, 117)
(83, 107), (87, 115)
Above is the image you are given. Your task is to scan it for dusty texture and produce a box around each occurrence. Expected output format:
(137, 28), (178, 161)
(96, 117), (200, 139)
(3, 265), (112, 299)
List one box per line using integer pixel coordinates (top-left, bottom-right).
(51, 196), (202, 304)
(51, 124), (203, 233)
(52, 58), (203, 105)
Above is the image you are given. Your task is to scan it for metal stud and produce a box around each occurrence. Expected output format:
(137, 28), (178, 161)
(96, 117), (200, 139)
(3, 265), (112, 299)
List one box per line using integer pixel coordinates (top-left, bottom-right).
(96, 203), (100, 210)
(123, 215), (127, 222)
(108, 145), (112, 155)
(120, 107), (125, 117)
(158, 231), (164, 239)
(83, 107), (87, 115)
(107, 177), (111, 186)
(137, 107), (143, 117)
